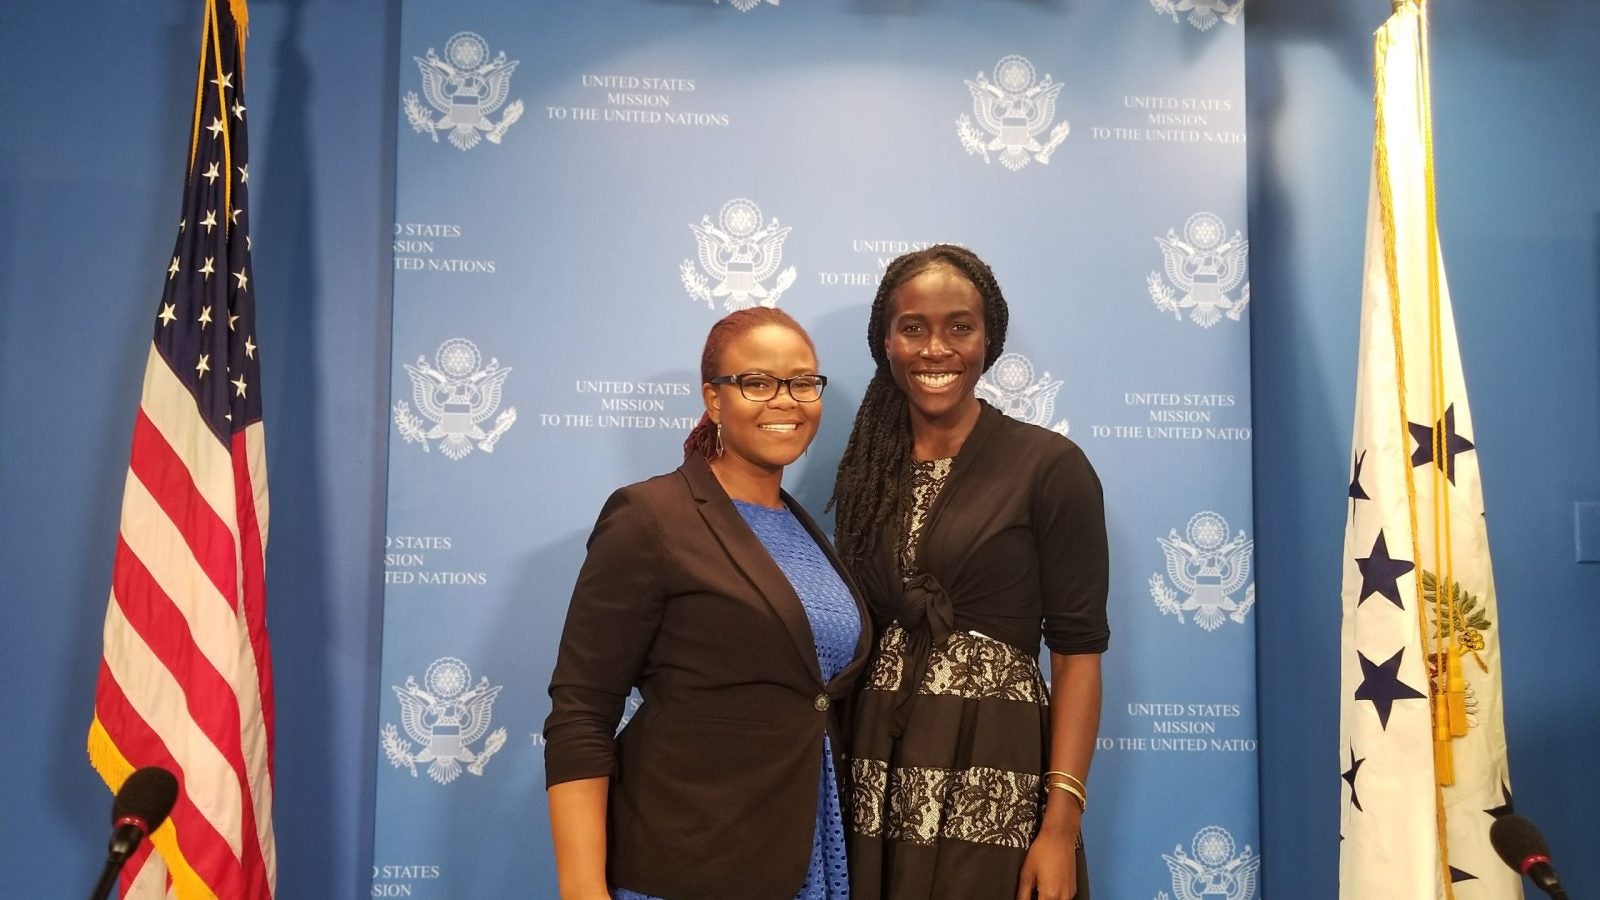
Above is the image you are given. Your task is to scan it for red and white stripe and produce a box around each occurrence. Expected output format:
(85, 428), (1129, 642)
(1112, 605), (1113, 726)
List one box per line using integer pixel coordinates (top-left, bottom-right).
(92, 346), (276, 898)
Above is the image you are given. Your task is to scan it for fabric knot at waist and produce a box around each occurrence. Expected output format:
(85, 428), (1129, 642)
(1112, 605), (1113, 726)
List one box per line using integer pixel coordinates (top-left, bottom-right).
(885, 573), (956, 737)
(887, 572), (956, 646)
(882, 574), (1042, 736)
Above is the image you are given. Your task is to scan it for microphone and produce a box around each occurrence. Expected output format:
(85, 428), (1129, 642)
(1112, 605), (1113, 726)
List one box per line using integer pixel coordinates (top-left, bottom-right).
(1490, 814), (1570, 900)
(89, 767), (179, 900)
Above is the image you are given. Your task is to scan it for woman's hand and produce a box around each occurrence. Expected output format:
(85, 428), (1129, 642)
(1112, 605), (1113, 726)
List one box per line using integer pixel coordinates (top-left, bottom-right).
(1020, 650), (1100, 899)
(1015, 820), (1079, 900)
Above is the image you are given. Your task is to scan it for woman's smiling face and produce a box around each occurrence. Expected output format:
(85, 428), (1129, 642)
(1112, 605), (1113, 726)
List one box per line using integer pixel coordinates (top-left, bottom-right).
(703, 323), (822, 475)
(884, 266), (987, 428)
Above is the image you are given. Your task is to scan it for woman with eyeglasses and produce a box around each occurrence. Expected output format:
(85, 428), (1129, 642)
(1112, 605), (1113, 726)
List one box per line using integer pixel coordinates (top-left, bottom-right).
(544, 307), (870, 900)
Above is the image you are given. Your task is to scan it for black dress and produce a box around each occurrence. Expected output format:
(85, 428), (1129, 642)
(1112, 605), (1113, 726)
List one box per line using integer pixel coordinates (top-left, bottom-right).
(847, 402), (1110, 900)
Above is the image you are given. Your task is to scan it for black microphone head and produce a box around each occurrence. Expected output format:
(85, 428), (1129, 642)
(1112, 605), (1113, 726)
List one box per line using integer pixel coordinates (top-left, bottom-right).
(1490, 814), (1551, 872)
(111, 767), (179, 831)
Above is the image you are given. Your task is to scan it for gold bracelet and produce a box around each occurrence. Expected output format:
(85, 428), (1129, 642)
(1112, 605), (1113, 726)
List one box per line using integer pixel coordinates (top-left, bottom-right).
(1044, 770), (1087, 792)
(1045, 780), (1086, 812)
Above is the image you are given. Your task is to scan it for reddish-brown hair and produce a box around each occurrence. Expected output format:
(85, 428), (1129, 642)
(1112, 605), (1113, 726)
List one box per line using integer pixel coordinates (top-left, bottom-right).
(683, 307), (816, 461)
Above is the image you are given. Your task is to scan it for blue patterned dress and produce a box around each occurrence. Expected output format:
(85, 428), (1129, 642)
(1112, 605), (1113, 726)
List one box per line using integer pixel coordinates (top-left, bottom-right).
(612, 499), (858, 900)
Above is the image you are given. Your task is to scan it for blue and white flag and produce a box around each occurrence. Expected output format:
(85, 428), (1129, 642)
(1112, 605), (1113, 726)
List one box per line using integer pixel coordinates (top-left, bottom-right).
(1338, 2), (1519, 897)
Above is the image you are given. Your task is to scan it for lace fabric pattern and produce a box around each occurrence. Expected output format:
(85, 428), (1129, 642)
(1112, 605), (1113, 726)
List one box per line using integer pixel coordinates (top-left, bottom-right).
(850, 759), (1042, 850)
(864, 621), (910, 691)
(866, 622), (1047, 705)
(921, 630), (1046, 703)
(852, 621), (1049, 853)
(896, 457), (953, 576)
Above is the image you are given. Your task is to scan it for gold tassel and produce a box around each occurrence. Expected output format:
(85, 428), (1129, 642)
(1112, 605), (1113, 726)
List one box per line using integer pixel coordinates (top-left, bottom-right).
(1445, 644), (1468, 737)
(228, 0), (250, 80)
(1433, 699), (1455, 785)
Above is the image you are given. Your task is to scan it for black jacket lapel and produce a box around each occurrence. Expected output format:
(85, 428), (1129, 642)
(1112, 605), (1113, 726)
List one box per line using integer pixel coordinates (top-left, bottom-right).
(679, 457), (824, 684)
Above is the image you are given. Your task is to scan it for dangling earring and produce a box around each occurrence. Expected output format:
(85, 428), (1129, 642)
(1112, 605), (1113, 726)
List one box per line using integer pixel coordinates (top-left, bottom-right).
(715, 423), (724, 457)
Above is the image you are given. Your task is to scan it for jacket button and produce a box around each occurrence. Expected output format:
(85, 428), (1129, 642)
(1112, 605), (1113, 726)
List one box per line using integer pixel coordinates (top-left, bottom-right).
(814, 694), (830, 711)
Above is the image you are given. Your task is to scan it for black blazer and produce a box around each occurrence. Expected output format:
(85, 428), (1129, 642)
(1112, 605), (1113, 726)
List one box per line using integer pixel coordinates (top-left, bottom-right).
(544, 455), (871, 899)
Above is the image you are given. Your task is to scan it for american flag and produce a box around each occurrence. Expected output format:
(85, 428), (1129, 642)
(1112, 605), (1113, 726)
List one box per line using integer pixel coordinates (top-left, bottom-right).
(1338, 2), (1518, 897)
(87, 1), (277, 896)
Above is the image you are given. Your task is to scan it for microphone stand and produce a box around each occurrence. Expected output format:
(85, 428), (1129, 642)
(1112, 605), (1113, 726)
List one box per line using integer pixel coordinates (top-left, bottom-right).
(88, 854), (127, 900)
(88, 821), (145, 900)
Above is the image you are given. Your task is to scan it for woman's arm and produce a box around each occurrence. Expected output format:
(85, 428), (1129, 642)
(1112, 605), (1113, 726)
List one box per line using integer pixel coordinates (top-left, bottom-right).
(1020, 441), (1110, 899)
(1017, 651), (1102, 900)
(544, 486), (669, 897)
(548, 777), (612, 900)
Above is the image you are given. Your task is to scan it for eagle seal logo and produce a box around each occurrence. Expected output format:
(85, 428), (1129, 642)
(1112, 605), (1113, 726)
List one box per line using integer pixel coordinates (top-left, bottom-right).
(1148, 212), (1250, 328)
(975, 352), (1070, 435)
(393, 338), (517, 461)
(404, 32), (524, 151)
(1150, 511), (1255, 631)
(1157, 826), (1260, 900)
(382, 657), (508, 785)
(1151, 0), (1245, 32)
(957, 55), (1071, 171)
(680, 198), (797, 310)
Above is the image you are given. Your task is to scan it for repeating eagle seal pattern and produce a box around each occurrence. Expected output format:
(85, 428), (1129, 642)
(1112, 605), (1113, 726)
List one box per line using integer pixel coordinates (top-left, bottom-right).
(405, 32), (524, 150)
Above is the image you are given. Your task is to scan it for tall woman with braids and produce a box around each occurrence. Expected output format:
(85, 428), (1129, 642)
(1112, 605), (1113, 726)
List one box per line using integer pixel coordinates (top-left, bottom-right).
(545, 307), (869, 899)
(835, 246), (1109, 900)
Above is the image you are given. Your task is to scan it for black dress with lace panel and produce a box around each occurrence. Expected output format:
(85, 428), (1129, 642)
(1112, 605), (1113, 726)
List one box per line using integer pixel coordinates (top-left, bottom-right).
(847, 402), (1109, 900)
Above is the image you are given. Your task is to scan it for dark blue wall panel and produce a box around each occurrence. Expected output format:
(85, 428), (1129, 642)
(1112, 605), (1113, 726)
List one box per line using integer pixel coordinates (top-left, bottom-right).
(0, 1), (396, 896)
(1249, 1), (1600, 895)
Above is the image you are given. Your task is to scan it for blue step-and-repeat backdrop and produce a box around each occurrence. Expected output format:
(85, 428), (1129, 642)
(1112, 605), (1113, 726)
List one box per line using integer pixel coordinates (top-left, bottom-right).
(373, 1), (1255, 896)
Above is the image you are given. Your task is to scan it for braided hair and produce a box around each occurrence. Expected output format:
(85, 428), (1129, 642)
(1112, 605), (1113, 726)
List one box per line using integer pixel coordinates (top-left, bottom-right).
(683, 306), (816, 461)
(830, 244), (1009, 573)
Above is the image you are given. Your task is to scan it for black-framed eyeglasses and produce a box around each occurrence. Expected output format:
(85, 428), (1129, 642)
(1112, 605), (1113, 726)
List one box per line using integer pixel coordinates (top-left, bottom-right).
(709, 373), (828, 402)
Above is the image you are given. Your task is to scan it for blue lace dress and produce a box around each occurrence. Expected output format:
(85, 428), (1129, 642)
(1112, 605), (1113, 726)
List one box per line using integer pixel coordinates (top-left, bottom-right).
(613, 499), (859, 900)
